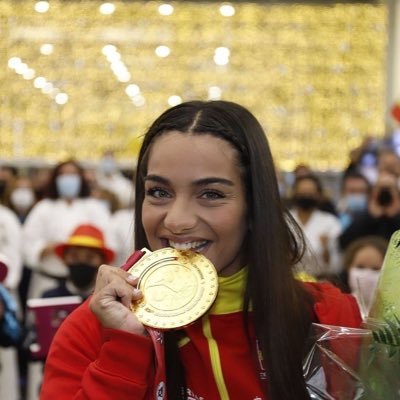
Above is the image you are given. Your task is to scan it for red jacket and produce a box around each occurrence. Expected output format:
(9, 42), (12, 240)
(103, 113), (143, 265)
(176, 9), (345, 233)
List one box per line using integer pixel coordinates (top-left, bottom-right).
(40, 269), (361, 400)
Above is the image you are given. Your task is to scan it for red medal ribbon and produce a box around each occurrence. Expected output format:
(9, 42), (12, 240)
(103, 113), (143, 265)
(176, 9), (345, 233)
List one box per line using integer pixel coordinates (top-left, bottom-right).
(148, 328), (167, 400)
(121, 250), (167, 399)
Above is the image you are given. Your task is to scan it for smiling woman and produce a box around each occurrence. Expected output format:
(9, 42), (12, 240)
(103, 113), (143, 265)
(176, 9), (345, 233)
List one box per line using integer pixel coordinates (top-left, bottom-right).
(40, 100), (361, 400)
(142, 132), (247, 277)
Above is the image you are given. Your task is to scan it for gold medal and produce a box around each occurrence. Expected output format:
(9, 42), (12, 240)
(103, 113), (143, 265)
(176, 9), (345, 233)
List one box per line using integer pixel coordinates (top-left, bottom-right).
(128, 248), (218, 329)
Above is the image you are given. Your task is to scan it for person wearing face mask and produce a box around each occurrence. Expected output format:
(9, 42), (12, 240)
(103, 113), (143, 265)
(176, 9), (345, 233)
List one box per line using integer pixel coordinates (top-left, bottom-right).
(7, 174), (37, 399)
(23, 225), (114, 399)
(10, 186), (35, 219)
(41, 224), (114, 299)
(339, 171), (400, 251)
(9, 174), (37, 223)
(336, 171), (371, 229)
(290, 174), (342, 276)
(339, 236), (387, 319)
(22, 159), (116, 300)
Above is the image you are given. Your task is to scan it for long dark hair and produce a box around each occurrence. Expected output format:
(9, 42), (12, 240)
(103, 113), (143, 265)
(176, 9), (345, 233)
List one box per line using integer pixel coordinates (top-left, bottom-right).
(134, 100), (313, 400)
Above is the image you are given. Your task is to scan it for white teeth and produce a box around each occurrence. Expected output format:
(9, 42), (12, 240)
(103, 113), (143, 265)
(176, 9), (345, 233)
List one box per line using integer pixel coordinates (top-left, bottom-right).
(168, 240), (207, 251)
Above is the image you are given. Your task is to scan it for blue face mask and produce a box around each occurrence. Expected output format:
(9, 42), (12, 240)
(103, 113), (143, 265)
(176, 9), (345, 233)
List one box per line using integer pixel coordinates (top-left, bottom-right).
(345, 194), (368, 212)
(56, 174), (82, 199)
(100, 157), (117, 175)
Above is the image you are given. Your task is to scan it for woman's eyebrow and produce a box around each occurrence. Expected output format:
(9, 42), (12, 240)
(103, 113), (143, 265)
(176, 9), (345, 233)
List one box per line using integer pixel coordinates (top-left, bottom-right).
(193, 177), (234, 187)
(144, 175), (234, 187)
(144, 174), (170, 185)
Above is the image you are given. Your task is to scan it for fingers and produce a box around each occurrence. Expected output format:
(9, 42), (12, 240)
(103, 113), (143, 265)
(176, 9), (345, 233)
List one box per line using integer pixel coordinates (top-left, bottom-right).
(95, 265), (142, 303)
(90, 264), (146, 331)
(125, 272), (140, 287)
(96, 264), (138, 286)
(113, 281), (143, 310)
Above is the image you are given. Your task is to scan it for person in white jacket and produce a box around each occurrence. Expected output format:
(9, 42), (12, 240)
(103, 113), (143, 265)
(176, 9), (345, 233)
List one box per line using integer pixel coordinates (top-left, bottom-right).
(0, 204), (22, 291)
(289, 174), (342, 277)
(0, 210), (22, 400)
(22, 159), (116, 299)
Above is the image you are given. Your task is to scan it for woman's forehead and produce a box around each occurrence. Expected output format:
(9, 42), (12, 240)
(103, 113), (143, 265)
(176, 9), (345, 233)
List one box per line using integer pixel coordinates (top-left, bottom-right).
(145, 132), (242, 184)
(149, 132), (235, 164)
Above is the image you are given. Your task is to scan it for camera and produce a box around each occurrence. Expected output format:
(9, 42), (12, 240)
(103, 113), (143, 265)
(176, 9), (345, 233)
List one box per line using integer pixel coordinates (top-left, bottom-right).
(377, 187), (393, 207)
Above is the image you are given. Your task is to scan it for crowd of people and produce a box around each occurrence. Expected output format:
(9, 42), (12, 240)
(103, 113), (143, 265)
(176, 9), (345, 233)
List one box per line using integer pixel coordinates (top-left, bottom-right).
(0, 152), (135, 400)
(0, 101), (399, 399)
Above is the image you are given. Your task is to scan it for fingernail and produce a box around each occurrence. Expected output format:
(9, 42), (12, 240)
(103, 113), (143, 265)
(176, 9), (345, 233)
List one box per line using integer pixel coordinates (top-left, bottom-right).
(133, 288), (142, 296)
(127, 274), (139, 282)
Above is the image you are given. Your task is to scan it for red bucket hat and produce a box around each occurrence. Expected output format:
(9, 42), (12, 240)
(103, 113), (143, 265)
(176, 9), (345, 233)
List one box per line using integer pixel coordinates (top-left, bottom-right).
(55, 224), (115, 264)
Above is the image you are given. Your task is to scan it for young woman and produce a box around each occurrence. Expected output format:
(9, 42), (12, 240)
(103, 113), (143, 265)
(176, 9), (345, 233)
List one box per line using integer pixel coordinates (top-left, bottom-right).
(40, 101), (361, 400)
(340, 235), (388, 318)
(22, 159), (116, 299)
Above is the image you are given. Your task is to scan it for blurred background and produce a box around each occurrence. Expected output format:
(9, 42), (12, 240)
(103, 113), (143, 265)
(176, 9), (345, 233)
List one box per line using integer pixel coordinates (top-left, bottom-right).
(1, 0), (398, 172)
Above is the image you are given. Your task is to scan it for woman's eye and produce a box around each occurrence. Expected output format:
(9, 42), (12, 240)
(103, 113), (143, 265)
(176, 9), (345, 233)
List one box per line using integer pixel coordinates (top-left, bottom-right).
(146, 187), (170, 199)
(201, 190), (225, 200)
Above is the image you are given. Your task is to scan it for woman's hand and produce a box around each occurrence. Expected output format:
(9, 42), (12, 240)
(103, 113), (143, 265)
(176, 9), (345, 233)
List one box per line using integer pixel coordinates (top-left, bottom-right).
(89, 265), (146, 335)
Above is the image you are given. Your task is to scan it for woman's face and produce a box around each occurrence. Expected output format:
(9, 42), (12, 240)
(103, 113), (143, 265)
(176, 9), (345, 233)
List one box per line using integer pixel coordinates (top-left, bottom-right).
(348, 244), (384, 314)
(142, 131), (248, 276)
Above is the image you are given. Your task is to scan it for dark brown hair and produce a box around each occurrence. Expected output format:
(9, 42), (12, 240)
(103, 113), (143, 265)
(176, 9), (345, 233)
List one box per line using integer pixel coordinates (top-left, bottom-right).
(292, 174), (324, 195)
(343, 235), (388, 272)
(340, 171), (371, 194)
(134, 100), (313, 400)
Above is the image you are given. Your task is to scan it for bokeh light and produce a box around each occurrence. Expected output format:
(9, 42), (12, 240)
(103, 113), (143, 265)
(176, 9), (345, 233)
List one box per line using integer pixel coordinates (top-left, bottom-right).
(0, 0), (388, 169)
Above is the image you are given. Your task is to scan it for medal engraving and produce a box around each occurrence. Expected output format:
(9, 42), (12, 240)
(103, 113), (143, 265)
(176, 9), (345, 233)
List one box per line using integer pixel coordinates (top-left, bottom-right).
(128, 248), (218, 329)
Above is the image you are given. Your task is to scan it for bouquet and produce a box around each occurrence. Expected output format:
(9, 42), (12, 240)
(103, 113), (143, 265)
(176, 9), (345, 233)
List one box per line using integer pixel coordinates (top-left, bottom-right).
(304, 231), (400, 400)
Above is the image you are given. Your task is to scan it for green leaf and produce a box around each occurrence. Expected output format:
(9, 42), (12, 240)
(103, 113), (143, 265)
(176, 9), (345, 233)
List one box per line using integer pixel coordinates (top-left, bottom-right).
(368, 344), (377, 366)
(372, 330), (380, 343)
(384, 326), (395, 346)
(388, 345), (397, 358)
(378, 328), (388, 344)
(384, 318), (400, 346)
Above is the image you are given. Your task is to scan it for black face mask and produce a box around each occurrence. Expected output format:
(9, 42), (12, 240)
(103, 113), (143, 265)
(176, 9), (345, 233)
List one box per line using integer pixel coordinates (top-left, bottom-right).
(68, 263), (98, 289)
(377, 187), (393, 207)
(293, 195), (319, 211)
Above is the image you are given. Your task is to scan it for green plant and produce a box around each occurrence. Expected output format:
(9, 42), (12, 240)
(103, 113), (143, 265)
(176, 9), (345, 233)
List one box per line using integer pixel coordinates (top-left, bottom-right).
(368, 314), (400, 365)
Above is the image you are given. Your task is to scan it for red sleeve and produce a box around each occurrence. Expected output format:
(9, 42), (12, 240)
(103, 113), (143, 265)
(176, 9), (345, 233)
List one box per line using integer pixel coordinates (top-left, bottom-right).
(304, 282), (362, 328)
(304, 283), (363, 398)
(40, 299), (155, 400)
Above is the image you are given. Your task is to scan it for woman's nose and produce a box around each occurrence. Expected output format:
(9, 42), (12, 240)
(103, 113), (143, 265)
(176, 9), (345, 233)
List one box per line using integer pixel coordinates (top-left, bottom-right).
(163, 198), (197, 233)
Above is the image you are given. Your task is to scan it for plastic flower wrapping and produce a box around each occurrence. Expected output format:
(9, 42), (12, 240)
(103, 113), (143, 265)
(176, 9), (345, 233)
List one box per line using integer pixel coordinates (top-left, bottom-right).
(304, 230), (400, 400)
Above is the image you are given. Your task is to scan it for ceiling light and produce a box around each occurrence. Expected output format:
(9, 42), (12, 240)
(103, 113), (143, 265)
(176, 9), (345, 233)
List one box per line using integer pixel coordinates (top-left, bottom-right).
(34, 1), (50, 13)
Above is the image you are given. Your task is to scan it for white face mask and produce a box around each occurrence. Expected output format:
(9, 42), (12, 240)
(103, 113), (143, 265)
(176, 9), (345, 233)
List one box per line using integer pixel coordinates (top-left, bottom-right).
(348, 267), (381, 316)
(10, 188), (35, 212)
